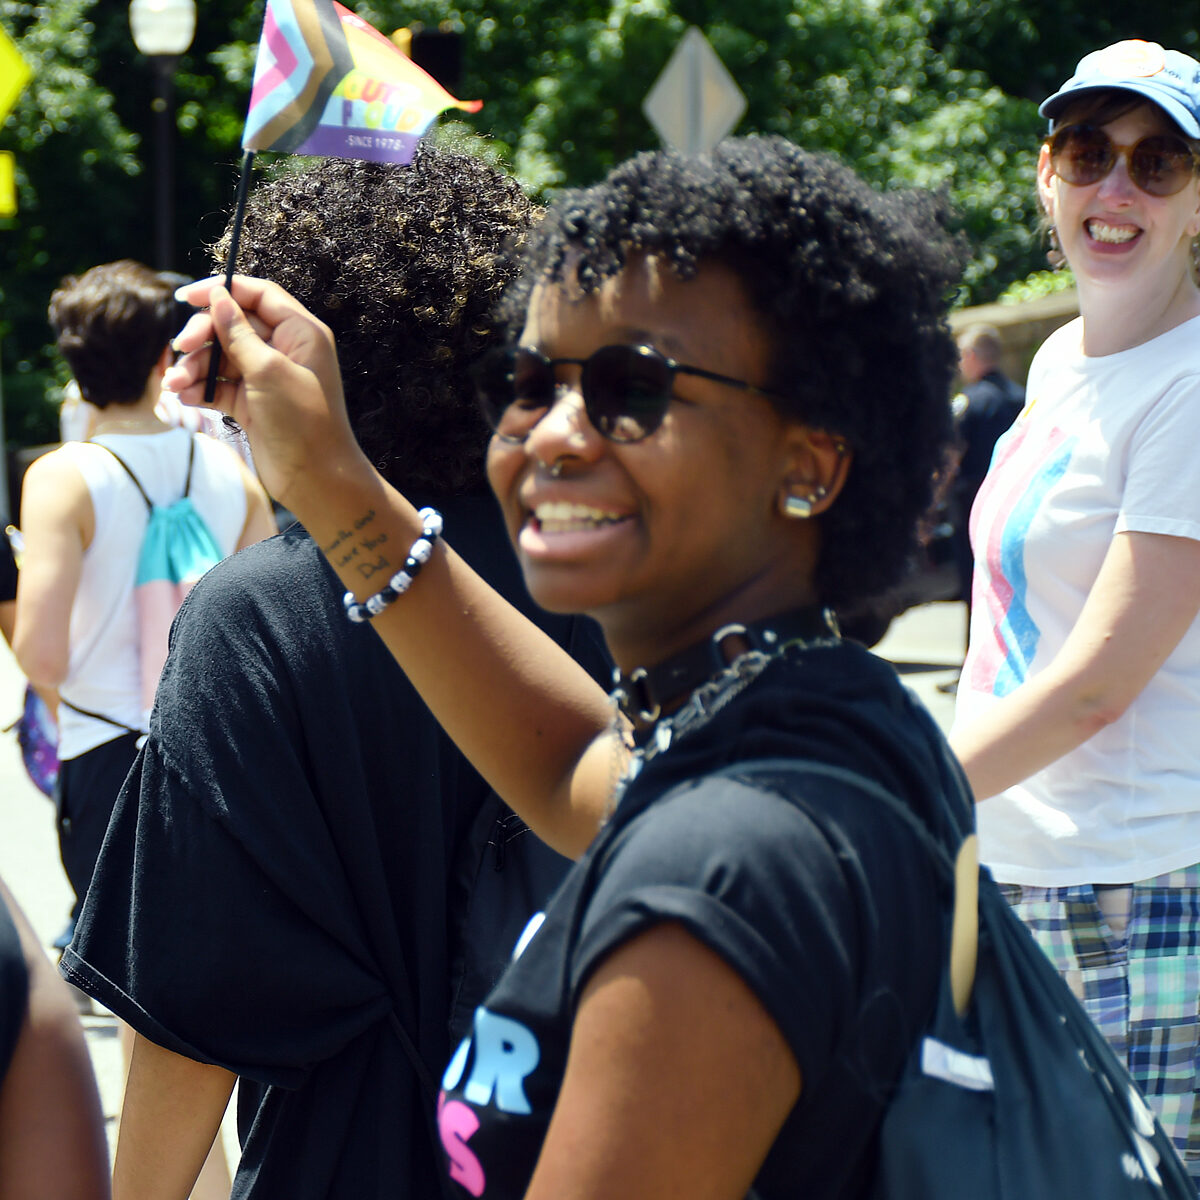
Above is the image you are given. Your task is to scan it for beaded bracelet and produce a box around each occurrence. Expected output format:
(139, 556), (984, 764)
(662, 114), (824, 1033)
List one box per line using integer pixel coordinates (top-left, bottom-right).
(343, 507), (443, 624)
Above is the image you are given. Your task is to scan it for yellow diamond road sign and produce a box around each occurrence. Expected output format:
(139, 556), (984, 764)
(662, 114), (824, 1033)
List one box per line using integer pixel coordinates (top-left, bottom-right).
(0, 22), (30, 216)
(0, 22), (29, 125)
(643, 27), (746, 156)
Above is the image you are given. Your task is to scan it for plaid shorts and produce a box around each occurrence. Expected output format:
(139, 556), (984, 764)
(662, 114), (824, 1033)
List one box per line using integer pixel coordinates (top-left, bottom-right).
(1001, 866), (1200, 1190)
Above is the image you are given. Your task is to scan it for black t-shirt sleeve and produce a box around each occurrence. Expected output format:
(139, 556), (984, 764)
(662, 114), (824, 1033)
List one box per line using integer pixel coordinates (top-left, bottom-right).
(62, 554), (396, 1086)
(570, 776), (865, 1091)
(63, 744), (395, 1085)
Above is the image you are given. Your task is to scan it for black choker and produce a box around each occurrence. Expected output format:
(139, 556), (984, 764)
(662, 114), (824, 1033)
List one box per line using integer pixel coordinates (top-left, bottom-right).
(611, 606), (839, 726)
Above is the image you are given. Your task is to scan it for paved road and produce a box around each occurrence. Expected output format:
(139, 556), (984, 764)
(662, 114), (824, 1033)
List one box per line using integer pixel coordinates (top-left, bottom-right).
(0, 598), (965, 1177)
(0, 640), (243, 1171)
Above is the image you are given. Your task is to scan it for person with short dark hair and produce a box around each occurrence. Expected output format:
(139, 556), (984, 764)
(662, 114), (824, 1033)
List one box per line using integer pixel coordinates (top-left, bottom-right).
(941, 323), (1024, 681)
(63, 150), (607, 1200)
(14, 261), (274, 932)
(166, 134), (969, 1198)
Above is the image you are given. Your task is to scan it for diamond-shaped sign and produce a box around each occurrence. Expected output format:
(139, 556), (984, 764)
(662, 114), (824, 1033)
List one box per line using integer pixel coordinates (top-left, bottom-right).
(643, 27), (746, 156)
(0, 22), (30, 126)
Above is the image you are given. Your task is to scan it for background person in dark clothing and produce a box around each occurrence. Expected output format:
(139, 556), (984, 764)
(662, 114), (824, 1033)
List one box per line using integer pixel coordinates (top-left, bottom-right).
(938, 323), (1026, 694)
(951, 323), (1026, 608)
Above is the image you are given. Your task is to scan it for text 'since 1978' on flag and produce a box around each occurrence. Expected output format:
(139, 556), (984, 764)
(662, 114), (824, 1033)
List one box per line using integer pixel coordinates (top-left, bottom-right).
(241, 0), (481, 166)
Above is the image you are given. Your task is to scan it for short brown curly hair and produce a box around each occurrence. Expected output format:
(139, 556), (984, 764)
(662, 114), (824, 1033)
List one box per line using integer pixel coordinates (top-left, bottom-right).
(49, 260), (176, 408)
(215, 147), (535, 495)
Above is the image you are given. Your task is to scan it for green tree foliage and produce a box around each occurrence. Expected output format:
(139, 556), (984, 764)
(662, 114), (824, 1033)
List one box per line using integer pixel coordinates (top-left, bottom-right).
(0, 0), (141, 445)
(397, 0), (1050, 297)
(3, 0), (1198, 456)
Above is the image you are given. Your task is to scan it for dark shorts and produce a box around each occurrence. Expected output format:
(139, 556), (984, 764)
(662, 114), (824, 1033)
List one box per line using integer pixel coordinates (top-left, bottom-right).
(56, 733), (141, 919)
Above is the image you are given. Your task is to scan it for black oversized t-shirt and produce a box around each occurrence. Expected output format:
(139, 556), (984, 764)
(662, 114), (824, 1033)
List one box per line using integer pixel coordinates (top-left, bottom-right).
(62, 493), (607, 1200)
(439, 640), (957, 1200)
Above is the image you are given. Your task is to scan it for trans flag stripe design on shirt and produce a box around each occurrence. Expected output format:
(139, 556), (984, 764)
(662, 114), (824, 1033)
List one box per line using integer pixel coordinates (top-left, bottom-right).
(968, 419), (1076, 698)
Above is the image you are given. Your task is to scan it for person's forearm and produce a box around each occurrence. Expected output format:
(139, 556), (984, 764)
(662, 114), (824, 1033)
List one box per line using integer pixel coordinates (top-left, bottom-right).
(954, 531), (1200, 801)
(166, 277), (619, 857)
(288, 460), (616, 857)
(0, 881), (109, 1199)
(950, 670), (1116, 801)
(114, 1035), (235, 1200)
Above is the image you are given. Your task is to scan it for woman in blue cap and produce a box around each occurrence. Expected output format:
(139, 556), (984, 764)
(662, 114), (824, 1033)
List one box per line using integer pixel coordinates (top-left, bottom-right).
(951, 39), (1200, 1182)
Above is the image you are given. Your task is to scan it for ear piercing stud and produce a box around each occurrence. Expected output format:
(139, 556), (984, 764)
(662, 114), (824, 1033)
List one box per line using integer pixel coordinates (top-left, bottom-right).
(782, 485), (827, 520)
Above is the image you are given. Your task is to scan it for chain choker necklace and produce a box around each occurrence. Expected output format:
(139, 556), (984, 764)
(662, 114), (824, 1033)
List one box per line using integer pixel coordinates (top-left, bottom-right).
(608, 607), (840, 809)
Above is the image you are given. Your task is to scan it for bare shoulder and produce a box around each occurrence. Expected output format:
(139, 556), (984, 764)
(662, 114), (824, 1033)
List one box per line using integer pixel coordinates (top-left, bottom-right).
(18, 446), (92, 522)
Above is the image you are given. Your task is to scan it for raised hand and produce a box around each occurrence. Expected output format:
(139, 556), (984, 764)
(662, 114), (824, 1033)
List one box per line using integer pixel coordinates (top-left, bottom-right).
(166, 276), (369, 513)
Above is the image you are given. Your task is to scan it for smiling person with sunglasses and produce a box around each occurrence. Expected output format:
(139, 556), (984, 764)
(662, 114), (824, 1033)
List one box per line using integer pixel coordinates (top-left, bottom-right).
(164, 136), (966, 1200)
(949, 40), (1200, 1184)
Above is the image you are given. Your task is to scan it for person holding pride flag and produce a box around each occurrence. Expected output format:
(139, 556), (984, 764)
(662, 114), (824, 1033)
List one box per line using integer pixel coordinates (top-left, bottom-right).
(163, 136), (975, 1200)
(63, 148), (610, 1199)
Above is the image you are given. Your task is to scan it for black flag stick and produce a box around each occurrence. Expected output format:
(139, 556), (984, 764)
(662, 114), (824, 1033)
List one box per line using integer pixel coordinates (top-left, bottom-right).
(203, 148), (257, 403)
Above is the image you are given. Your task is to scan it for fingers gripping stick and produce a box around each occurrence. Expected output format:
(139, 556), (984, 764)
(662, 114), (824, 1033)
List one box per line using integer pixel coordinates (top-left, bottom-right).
(204, 150), (256, 403)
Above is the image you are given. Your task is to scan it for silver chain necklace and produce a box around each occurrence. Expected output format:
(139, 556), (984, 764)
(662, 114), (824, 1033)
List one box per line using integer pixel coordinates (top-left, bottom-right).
(607, 645), (782, 815)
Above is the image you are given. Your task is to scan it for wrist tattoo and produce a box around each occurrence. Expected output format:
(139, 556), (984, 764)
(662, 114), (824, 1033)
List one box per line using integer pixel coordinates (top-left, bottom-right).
(323, 509), (392, 574)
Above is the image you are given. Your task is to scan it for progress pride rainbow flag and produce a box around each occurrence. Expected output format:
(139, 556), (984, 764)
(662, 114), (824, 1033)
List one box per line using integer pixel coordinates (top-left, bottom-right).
(242, 0), (481, 165)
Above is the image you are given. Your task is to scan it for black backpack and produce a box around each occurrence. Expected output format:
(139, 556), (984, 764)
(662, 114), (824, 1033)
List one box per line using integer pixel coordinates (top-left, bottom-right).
(716, 754), (1195, 1200)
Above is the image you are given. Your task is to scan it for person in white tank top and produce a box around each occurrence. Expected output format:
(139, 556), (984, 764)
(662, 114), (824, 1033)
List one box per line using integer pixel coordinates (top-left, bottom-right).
(11, 260), (273, 1198)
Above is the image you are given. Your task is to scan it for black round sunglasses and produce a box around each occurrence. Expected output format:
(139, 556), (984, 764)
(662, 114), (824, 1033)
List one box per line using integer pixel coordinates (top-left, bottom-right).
(473, 343), (787, 445)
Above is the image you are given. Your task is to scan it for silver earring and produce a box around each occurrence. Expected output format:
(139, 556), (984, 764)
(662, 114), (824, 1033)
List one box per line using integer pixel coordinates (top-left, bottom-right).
(782, 485), (827, 520)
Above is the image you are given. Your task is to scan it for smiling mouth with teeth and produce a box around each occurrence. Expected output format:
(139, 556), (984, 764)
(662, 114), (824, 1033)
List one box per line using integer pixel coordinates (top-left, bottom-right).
(533, 501), (626, 533)
(1087, 219), (1139, 244)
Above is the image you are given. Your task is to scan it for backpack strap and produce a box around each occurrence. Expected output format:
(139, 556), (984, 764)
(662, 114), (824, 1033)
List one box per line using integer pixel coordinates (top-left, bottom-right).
(708, 758), (959, 880)
(89, 441), (152, 511)
(57, 697), (142, 737)
(705, 757), (979, 1016)
(182, 435), (197, 497)
(90, 434), (199, 508)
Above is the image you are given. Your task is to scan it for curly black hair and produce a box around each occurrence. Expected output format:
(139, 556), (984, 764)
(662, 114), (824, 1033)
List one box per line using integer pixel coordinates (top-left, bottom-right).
(215, 147), (534, 494)
(49, 260), (177, 408)
(499, 135), (965, 608)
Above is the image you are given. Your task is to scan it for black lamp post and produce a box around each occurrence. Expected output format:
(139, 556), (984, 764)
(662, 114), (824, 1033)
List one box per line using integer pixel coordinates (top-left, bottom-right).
(129, 0), (196, 270)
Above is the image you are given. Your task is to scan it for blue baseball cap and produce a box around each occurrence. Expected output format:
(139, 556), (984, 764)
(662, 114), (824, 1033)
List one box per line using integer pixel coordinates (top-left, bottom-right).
(1040, 40), (1200, 137)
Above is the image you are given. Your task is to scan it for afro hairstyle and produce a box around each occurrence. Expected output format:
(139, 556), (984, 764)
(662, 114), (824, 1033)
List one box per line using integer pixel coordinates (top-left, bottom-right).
(499, 135), (966, 608)
(214, 146), (535, 495)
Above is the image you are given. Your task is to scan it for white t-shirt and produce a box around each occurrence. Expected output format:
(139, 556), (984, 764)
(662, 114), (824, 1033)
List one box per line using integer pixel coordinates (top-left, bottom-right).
(56, 429), (248, 759)
(954, 314), (1200, 886)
